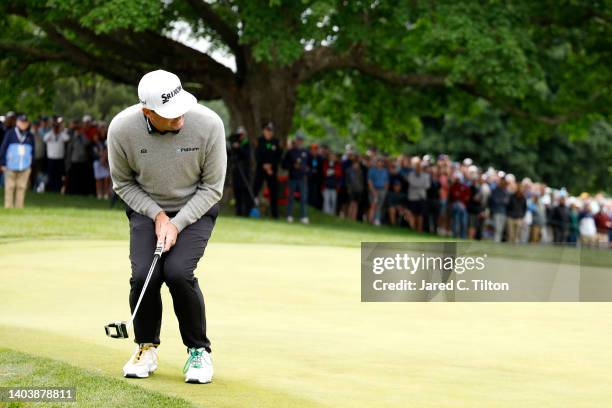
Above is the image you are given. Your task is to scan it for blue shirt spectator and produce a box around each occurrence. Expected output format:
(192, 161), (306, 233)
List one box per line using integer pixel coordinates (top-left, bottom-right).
(368, 164), (389, 190)
(0, 122), (35, 169)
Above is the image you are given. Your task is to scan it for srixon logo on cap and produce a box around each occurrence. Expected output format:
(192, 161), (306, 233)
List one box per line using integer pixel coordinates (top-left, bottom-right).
(161, 85), (182, 104)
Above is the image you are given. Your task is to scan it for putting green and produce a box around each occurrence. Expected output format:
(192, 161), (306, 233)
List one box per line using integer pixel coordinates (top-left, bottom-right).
(1, 240), (611, 407)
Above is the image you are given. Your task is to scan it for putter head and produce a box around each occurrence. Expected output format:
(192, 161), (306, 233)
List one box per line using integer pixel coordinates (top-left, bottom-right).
(105, 321), (128, 339)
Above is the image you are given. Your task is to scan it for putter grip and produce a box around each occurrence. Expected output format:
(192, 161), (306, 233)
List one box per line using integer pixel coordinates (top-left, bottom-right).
(154, 241), (164, 256)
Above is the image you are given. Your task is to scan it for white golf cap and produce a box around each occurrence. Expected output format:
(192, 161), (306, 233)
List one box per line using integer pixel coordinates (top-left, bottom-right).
(138, 70), (197, 119)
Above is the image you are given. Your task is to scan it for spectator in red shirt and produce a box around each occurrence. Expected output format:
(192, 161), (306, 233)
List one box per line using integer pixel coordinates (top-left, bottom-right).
(594, 206), (611, 246)
(449, 171), (471, 238)
(81, 115), (98, 141)
(321, 152), (343, 215)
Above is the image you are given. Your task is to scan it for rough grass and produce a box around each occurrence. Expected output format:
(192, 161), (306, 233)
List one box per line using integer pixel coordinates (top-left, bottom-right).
(0, 348), (196, 408)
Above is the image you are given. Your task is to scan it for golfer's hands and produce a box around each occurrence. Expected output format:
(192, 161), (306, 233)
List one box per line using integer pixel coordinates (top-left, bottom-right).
(155, 211), (179, 252)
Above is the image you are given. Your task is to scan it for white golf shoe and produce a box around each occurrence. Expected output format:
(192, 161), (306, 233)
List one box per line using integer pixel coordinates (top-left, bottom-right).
(184, 347), (213, 384)
(123, 343), (158, 378)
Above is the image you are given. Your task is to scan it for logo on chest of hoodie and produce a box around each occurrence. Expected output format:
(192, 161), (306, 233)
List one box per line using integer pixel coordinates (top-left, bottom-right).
(176, 146), (200, 153)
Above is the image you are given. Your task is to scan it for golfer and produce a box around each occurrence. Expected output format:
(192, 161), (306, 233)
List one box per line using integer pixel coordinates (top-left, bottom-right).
(107, 70), (226, 383)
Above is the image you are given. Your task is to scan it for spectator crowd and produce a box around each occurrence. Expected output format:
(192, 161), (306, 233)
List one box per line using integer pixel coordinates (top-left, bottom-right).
(1, 111), (610, 248)
(229, 122), (612, 248)
(0, 111), (111, 208)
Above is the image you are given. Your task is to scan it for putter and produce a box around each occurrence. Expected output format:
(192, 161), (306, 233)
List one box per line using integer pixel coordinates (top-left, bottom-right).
(105, 240), (164, 339)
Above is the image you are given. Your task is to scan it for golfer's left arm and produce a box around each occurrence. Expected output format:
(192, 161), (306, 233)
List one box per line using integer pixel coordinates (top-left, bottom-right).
(169, 119), (227, 234)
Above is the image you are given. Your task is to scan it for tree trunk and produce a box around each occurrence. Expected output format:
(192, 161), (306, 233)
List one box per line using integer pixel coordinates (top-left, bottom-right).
(222, 63), (299, 148)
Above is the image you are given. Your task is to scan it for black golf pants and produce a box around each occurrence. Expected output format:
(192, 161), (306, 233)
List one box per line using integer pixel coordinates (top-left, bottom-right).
(126, 204), (218, 352)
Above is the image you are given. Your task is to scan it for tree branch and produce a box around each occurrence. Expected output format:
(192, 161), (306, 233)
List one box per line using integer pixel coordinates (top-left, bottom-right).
(184, 0), (248, 77)
(0, 40), (66, 62)
(52, 18), (236, 84)
(5, 5), (237, 99)
(184, 0), (240, 52)
(39, 23), (142, 85)
(296, 46), (446, 87)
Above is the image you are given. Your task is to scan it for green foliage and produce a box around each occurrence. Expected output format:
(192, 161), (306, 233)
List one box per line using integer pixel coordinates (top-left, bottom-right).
(51, 76), (136, 122)
(0, 62), (57, 116)
(294, 71), (440, 154)
(0, 0), (609, 193)
(405, 109), (612, 194)
(46, 0), (169, 33)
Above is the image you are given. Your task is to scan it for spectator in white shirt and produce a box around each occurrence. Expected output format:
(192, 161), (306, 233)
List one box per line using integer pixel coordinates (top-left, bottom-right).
(43, 116), (70, 192)
(406, 157), (431, 231)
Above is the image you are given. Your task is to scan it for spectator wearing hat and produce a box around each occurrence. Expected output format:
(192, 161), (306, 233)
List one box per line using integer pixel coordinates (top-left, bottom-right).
(506, 183), (527, 243)
(449, 171), (471, 238)
(321, 152), (343, 216)
(1, 111), (16, 143)
(607, 205), (612, 245)
(566, 202), (579, 245)
(578, 203), (598, 246)
(283, 134), (311, 224)
(489, 177), (510, 242)
(399, 155), (413, 187)
(594, 205), (611, 247)
(308, 143), (325, 210)
(345, 157), (364, 221)
(387, 179), (407, 226)
(406, 157), (430, 232)
(607, 204), (612, 245)
(367, 157), (389, 226)
(0, 111), (16, 188)
(253, 122), (282, 218)
(229, 126), (253, 217)
(0, 114), (35, 208)
(424, 165), (441, 234)
(338, 150), (355, 218)
(92, 123), (111, 199)
(32, 115), (51, 189)
(529, 193), (546, 243)
(551, 197), (570, 244)
(65, 121), (93, 195)
(81, 115), (97, 141)
(466, 167), (484, 239)
(43, 116), (70, 192)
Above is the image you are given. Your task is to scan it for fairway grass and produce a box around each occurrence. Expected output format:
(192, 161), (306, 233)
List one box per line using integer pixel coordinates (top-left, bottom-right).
(1, 240), (612, 407)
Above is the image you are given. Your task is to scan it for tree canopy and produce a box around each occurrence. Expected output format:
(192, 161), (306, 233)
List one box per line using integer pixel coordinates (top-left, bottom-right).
(0, 0), (610, 191)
